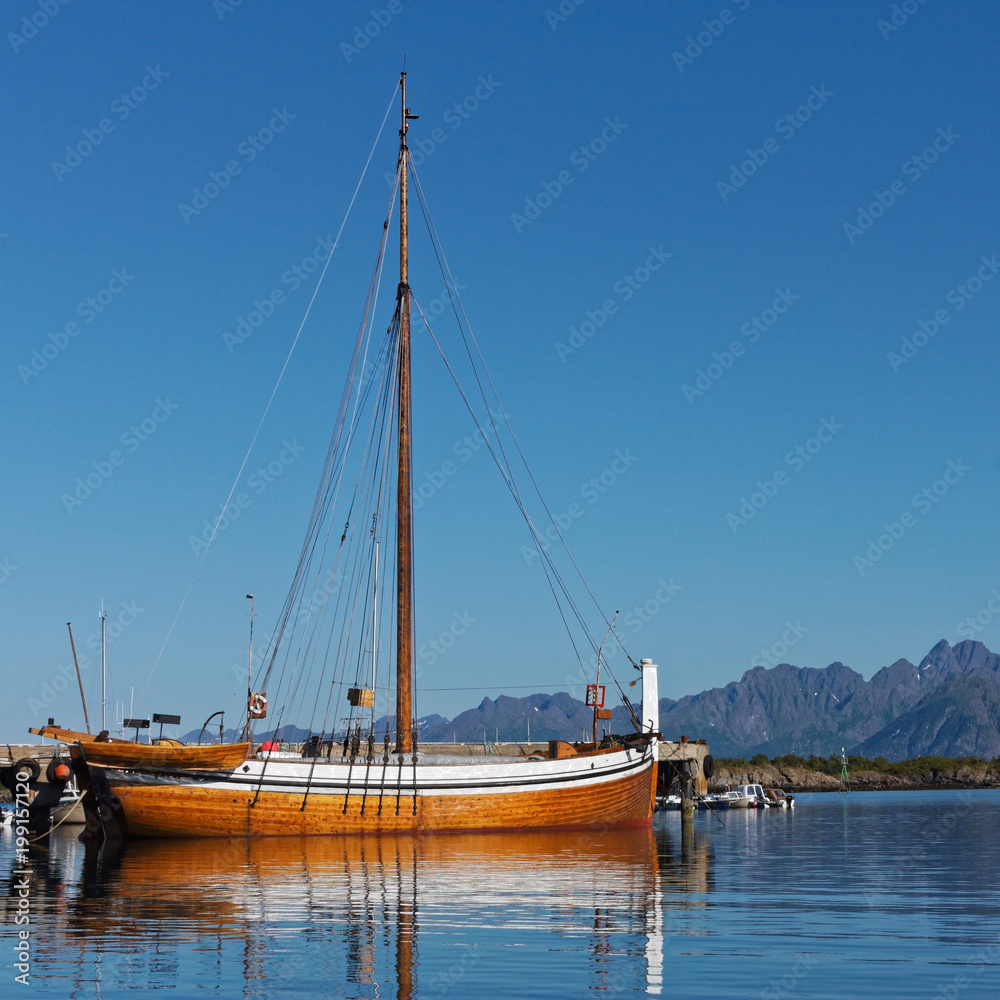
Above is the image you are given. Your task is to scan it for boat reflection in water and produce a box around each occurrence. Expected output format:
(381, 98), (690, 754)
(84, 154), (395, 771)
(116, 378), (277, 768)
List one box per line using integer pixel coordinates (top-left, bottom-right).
(27, 825), (712, 997)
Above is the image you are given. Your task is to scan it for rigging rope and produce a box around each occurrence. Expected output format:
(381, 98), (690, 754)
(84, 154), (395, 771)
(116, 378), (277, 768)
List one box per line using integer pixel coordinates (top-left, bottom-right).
(137, 81), (402, 708)
(236, 120), (644, 752)
(407, 163), (642, 723)
(407, 165), (618, 662)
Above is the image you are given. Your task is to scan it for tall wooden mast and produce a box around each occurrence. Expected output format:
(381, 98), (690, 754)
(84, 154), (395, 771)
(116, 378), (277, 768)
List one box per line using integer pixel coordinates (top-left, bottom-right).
(395, 72), (417, 754)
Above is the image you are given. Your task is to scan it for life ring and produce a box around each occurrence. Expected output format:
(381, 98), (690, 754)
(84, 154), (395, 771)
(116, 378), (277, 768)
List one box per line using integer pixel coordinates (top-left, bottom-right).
(248, 692), (267, 718)
(703, 754), (714, 779)
(46, 757), (72, 784)
(13, 758), (40, 783)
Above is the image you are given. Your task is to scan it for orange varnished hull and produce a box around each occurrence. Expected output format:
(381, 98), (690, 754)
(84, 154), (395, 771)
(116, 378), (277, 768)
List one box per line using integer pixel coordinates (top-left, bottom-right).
(78, 740), (251, 770)
(98, 754), (657, 838)
(37, 727), (250, 768)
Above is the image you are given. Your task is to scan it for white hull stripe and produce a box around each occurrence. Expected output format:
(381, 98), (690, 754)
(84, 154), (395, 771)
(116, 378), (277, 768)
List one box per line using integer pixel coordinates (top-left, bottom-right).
(104, 750), (654, 797)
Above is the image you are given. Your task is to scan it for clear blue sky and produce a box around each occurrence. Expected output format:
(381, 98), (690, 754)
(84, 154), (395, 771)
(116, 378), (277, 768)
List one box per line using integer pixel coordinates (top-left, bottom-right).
(2, 0), (998, 741)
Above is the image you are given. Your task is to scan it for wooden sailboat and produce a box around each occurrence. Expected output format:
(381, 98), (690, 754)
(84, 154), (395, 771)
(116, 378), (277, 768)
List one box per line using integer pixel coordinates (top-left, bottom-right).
(71, 73), (660, 838)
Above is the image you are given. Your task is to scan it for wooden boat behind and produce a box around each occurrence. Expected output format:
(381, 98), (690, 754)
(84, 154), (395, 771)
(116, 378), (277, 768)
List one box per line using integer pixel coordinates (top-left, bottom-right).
(32, 724), (250, 769)
(73, 740), (251, 770)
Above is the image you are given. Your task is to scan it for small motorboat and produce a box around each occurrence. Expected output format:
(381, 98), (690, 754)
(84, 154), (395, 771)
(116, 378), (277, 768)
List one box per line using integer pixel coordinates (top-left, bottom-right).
(655, 794), (682, 812)
(695, 793), (731, 810)
(51, 781), (86, 825)
(764, 788), (795, 809)
(730, 784), (769, 808)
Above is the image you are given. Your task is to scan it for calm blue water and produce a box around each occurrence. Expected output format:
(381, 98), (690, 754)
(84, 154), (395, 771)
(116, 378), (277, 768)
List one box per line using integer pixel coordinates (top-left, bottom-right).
(1, 790), (997, 998)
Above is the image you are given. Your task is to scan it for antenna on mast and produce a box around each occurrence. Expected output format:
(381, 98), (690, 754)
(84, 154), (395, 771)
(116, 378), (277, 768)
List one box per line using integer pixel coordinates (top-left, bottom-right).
(591, 612), (618, 743)
(244, 594), (254, 741)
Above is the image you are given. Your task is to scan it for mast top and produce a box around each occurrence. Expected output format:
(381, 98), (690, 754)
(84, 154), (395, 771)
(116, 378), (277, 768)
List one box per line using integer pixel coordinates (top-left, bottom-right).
(399, 71), (419, 145)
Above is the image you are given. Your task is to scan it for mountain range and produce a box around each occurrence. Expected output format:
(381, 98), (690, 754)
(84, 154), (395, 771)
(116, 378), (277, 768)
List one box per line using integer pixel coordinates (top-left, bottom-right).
(183, 640), (1000, 761)
(655, 639), (1000, 759)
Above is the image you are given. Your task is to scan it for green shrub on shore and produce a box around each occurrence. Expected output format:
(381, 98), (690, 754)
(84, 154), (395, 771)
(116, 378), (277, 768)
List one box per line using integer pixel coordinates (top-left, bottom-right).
(714, 753), (998, 775)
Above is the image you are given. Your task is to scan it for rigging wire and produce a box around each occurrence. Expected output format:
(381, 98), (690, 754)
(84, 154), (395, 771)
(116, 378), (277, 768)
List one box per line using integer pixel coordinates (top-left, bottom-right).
(137, 80), (402, 708)
(408, 165), (610, 652)
(410, 293), (639, 731)
(252, 163), (406, 746)
(255, 190), (400, 744)
(237, 125), (644, 746)
(407, 161), (641, 721)
(408, 162), (640, 677)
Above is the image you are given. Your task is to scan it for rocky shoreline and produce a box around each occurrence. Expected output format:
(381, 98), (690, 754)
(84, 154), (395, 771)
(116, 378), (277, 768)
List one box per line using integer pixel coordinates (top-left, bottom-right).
(713, 762), (1000, 793)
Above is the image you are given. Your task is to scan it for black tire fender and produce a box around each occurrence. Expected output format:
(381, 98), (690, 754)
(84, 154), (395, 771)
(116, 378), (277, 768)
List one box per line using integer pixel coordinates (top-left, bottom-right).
(703, 754), (714, 779)
(13, 757), (41, 783)
(46, 757), (72, 784)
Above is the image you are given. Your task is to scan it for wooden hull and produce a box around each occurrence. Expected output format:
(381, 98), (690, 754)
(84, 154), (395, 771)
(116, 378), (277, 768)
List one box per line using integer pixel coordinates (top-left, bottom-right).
(84, 742), (657, 838)
(34, 724), (248, 769)
(75, 741), (252, 770)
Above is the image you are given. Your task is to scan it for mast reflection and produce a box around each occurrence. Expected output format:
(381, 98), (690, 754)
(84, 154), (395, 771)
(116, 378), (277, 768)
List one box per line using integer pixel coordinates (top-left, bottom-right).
(6, 823), (717, 996)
